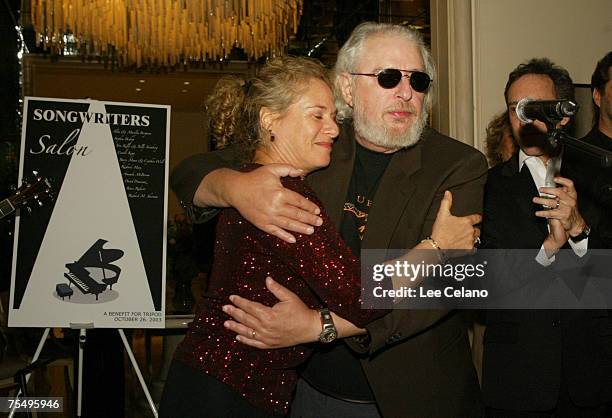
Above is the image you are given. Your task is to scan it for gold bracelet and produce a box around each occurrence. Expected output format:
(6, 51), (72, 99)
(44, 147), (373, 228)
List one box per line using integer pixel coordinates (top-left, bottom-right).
(422, 236), (448, 264)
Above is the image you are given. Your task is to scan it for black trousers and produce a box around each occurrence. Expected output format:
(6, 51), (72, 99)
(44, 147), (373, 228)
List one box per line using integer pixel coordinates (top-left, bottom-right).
(486, 378), (607, 418)
(159, 359), (281, 418)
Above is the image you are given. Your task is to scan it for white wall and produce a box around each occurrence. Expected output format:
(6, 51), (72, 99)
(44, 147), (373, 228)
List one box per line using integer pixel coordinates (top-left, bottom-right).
(472, 0), (611, 146)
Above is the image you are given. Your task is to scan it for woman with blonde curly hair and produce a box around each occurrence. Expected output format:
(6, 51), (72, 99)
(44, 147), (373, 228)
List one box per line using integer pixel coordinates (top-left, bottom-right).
(485, 110), (517, 166)
(159, 56), (384, 418)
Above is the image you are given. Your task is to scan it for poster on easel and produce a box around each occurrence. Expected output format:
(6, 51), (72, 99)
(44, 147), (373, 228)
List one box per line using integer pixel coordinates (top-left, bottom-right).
(9, 97), (169, 328)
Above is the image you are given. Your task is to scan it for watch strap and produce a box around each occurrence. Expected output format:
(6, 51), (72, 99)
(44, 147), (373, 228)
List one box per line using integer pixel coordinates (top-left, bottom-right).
(318, 308), (337, 343)
(570, 223), (591, 243)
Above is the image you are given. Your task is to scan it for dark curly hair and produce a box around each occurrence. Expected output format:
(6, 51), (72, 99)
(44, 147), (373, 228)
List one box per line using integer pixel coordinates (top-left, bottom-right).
(504, 58), (575, 104)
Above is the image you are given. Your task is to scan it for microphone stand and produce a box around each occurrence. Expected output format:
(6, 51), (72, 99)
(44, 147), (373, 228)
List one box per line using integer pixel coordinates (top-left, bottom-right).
(543, 120), (612, 168)
(543, 119), (612, 207)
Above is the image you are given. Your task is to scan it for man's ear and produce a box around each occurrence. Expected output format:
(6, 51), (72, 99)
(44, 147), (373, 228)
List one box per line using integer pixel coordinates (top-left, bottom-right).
(338, 73), (354, 107)
(593, 88), (601, 109)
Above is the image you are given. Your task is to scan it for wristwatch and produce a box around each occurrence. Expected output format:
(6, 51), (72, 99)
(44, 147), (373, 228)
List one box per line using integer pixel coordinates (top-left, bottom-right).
(318, 308), (337, 343)
(570, 223), (591, 243)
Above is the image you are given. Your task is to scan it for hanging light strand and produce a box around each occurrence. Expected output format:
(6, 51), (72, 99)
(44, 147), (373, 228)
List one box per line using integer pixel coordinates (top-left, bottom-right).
(31, 0), (303, 66)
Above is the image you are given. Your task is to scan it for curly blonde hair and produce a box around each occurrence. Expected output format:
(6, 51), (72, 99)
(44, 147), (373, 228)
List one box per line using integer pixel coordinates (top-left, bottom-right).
(205, 76), (245, 150)
(205, 56), (332, 160)
(485, 110), (516, 166)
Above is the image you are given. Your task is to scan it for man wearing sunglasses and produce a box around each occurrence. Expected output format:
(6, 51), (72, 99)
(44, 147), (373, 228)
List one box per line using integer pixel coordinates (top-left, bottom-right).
(172, 22), (486, 417)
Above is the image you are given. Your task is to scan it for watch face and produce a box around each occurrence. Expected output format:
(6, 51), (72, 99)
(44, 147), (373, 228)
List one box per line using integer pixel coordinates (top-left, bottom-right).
(320, 329), (338, 343)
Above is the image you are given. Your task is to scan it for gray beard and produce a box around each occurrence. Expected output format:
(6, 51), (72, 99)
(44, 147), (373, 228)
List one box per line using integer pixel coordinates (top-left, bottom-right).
(353, 104), (428, 149)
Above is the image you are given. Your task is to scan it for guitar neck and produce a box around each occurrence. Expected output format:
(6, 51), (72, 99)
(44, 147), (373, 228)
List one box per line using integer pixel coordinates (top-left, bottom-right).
(0, 198), (15, 220)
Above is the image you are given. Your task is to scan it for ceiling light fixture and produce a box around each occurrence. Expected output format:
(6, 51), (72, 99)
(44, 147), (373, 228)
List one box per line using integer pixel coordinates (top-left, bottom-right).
(31, 0), (303, 67)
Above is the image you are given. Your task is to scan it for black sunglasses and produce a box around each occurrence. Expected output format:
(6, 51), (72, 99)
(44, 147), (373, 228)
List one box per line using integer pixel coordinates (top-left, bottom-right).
(349, 69), (432, 92)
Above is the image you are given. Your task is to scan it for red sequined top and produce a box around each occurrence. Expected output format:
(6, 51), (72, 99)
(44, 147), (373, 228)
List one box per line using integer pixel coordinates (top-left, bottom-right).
(174, 165), (383, 416)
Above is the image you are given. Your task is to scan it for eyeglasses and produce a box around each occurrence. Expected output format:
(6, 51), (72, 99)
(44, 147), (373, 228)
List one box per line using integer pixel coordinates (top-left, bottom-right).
(349, 69), (432, 92)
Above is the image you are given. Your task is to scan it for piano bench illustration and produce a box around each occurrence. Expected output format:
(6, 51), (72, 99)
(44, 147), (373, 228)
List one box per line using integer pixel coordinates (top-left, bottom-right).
(56, 283), (74, 300)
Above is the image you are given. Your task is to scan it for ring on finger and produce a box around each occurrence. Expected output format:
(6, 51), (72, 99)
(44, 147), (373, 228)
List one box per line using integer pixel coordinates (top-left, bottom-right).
(251, 330), (256, 339)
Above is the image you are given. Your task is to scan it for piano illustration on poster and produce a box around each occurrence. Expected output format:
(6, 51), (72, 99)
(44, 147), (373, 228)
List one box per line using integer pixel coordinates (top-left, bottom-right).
(9, 98), (169, 328)
(57, 239), (124, 302)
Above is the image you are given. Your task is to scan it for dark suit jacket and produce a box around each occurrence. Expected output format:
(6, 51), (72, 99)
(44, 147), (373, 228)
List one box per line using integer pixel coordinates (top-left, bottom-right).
(563, 127), (612, 249)
(481, 154), (612, 411)
(171, 124), (488, 418)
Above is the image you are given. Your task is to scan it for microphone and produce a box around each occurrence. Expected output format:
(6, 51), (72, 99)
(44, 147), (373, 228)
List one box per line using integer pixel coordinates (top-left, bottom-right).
(515, 98), (578, 124)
